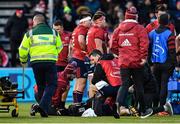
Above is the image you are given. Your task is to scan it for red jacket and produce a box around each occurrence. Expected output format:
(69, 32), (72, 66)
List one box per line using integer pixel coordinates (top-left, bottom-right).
(109, 28), (119, 56)
(99, 58), (122, 87)
(56, 31), (71, 67)
(112, 19), (149, 68)
(146, 19), (175, 34)
(0, 48), (8, 67)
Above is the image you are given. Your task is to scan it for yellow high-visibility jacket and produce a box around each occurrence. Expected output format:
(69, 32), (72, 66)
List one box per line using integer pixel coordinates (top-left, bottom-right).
(19, 23), (63, 63)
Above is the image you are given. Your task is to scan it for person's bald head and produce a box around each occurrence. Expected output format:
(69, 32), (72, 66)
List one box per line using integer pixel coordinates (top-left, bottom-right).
(33, 14), (45, 27)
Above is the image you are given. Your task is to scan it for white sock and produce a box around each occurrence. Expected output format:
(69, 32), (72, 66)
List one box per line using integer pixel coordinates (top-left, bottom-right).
(164, 105), (168, 111)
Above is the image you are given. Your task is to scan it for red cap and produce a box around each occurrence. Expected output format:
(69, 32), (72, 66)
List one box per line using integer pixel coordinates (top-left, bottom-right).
(16, 9), (23, 14)
(125, 6), (137, 20)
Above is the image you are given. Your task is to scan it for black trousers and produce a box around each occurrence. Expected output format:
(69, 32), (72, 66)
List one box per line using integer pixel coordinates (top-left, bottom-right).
(143, 63), (158, 108)
(10, 40), (20, 67)
(31, 62), (57, 113)
(116, 67), (146, 113)
(152, 62), (174, 106)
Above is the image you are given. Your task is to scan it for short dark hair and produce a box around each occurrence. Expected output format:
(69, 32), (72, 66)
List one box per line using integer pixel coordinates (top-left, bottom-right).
(92, 11), (106, 21)
(89, 49), (102, 57)
(53, 20), (63, 26)
(155, 4), (167, 13)
(158, 13), (169, 26)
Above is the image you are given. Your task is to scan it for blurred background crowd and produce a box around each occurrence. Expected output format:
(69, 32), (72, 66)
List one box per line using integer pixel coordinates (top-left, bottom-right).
(0, 0), (179, 67)
(53, 0), (180, 33)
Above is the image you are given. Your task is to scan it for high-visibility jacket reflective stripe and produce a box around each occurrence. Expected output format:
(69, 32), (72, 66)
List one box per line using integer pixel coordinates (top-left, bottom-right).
(31, 42), (56, 47)
(31, 54), (57, 60)
(20, 46), (28, 51)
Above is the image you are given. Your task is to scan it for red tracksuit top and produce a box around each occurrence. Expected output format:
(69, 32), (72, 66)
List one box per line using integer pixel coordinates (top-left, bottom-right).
(99, 58), (122, 87)
(111, 19), (149, 68)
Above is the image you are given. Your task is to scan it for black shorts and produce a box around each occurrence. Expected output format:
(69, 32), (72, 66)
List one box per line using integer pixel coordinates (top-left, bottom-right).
(56, 65), (66, 72)
(100, 85), (120, 98)
(70, 58), (88, 78)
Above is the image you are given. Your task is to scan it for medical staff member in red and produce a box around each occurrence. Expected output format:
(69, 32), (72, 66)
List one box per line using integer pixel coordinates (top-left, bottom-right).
(86, 11), (109, 55)
(88, 49), (121, 117)
(70, 13), (91, 103)
(53, 20), (71, 72)
(89, 49), (121, 98)
(111, 6), (152, 118)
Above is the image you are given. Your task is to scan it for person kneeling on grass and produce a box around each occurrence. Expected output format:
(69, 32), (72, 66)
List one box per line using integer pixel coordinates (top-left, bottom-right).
(88, 49), (121, 117)
(31, 61), (77, 116)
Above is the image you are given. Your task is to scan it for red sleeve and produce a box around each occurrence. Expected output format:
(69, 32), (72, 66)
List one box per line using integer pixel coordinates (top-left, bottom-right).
(168, 33), (176, 63)
(109, 28), (119, 55)
(146, 23), (153, 34)
(169, 23), (176, 35)
(138, 26), (149, 60)
(168, 33), (176, 50)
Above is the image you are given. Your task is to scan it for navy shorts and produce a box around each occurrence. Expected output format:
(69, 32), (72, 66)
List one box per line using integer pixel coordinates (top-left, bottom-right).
(70, 58), (88, 78)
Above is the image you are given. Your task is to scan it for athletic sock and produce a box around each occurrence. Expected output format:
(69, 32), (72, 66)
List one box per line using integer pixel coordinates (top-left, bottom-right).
(76, 91), (83, 103)
(61, 101), (65, 108)
(164, 105), (168, 111)
(73, 91), (83, 103)
(73, 91), (78, 103)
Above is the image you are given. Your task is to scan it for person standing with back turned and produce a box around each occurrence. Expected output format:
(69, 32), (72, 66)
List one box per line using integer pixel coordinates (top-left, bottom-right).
(148, 13), (176, 115)
(19, 14), (63, 117)
(112, 6), (153, 119)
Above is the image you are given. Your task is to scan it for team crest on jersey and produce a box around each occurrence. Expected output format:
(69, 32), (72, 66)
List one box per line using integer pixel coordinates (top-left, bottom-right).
(121, 39), (132, 47)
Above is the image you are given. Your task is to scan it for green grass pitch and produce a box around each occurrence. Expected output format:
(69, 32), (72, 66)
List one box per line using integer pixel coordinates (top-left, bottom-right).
(0, 103), (180, 123)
